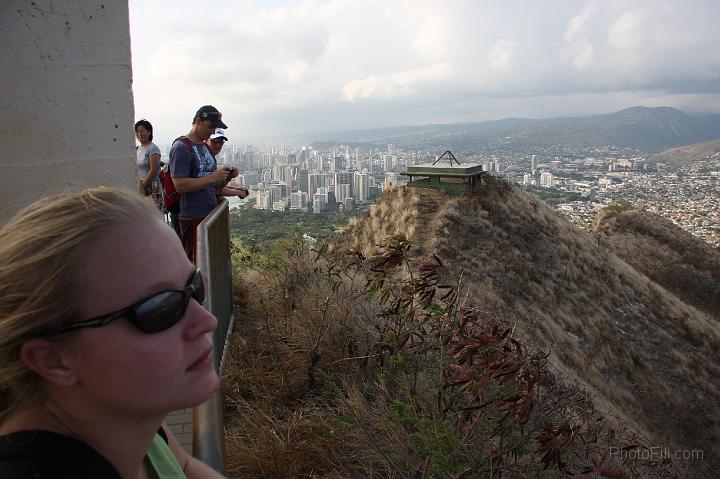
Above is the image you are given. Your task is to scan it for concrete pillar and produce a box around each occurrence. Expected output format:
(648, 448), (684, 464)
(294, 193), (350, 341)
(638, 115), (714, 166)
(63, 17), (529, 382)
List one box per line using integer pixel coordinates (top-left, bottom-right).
(0, 1), (136, 223)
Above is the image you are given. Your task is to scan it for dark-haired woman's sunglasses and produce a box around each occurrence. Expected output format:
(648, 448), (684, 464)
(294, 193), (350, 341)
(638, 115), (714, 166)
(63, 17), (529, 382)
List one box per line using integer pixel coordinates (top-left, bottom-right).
(45, 268), (205, 337)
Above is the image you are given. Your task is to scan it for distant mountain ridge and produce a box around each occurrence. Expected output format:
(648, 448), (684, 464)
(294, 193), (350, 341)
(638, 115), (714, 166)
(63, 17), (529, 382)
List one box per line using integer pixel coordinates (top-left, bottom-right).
(307, 106), (720, 152)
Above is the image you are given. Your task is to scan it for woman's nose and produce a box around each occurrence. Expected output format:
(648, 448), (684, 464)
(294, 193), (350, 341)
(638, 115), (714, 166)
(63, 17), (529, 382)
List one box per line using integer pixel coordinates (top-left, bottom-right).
(183, 299), (218, 339)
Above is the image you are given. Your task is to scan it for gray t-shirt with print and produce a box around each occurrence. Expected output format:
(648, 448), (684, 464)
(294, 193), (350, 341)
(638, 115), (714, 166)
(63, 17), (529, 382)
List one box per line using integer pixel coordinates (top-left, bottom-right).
(169, 139), (218, 221)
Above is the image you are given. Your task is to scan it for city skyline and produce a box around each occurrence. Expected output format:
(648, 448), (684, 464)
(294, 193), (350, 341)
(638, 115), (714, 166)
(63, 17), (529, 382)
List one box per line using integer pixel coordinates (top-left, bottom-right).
(130, 0), (720, 144)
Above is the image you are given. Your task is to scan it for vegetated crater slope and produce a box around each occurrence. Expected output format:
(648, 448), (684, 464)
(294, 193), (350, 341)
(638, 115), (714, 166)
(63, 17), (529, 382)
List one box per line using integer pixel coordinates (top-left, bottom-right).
(332, 182), (720, 472)
(648, 138), (720, 166)
(593, 203), (720, 319)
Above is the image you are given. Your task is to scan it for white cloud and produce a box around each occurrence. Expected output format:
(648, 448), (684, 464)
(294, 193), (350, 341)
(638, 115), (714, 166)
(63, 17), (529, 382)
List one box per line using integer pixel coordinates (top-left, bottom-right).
(342, 63), (452, 101)
(564, 3), (596, 43)
(608, 11), (647, 50)
(129, 0), (720, 142)
(562, 3), (596, 70)
(488, 40), (517, 72)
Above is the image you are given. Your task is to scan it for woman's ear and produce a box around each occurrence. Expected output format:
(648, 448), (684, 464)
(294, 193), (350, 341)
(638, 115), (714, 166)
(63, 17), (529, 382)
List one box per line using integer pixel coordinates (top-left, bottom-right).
(20, 339), (79, 387)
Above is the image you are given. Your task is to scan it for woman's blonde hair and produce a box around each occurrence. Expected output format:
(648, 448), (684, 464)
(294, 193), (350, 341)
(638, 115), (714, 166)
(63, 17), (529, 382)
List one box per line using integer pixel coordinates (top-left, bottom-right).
(0, 187), (162, 420)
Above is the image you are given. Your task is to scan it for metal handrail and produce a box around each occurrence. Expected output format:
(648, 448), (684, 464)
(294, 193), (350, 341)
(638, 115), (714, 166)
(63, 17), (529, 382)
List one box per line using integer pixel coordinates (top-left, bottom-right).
(193, 198), (235, 473)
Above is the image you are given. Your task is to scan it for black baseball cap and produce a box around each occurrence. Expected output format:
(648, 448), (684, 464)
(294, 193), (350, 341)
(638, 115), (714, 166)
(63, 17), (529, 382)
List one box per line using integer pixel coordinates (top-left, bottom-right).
(194, 105), (228, 129)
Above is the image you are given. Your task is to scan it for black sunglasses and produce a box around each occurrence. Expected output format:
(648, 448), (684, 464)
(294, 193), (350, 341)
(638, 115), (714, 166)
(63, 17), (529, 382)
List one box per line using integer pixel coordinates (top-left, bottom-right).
(45, 268), (205, 337)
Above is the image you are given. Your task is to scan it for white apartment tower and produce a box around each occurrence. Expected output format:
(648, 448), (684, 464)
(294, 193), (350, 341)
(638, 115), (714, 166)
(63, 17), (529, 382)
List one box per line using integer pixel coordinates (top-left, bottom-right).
(353, 171), (369, 202)
(383, 154), (394, 172)
(540, 171), (554, 188)
(335, 183), (351, 204)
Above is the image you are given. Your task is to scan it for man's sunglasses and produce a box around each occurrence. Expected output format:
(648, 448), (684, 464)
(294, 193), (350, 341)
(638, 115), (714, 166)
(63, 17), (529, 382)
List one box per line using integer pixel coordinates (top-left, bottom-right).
(45, 268), (205, 337)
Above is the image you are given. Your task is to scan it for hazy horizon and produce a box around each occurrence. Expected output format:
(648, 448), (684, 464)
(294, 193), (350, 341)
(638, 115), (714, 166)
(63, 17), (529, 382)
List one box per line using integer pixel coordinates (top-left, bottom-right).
(129, 0), (720, 145)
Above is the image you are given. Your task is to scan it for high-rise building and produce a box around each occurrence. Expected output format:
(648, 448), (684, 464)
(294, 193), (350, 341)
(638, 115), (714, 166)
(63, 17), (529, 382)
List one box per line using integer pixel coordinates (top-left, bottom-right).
(313, 192), (326, 213)
(259, 153), (273, 168)
(383, 154), (394, 172)
(334, 171), (353, 197)
(272, 164), (286, 182)
(335, 183), (351, 204)
(289, 191), (308, 210)
(255, 189), (269, 210)
(239, 172), (259, 188)
(297, 169), (309, 194)
(309, 173), (327, 198)
(267, 184), (285, 206)
(540, 171), (554, 188)
(284, 166), (295, 192)
(353, 171), (369, 202)
(315, 186), (328, 204)
(240, 151), (255, 170)
(332, 156), (344, 172)
(320, 155), (332, 172)
(530, 155), (537, 174)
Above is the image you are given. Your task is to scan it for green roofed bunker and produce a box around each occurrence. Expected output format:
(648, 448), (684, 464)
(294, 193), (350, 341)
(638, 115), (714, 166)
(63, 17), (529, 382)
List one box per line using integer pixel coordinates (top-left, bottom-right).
(401, 150), (486, 195)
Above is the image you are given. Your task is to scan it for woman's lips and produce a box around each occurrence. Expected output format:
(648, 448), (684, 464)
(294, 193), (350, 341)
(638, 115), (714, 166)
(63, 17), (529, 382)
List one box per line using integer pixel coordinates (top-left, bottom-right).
(187, 347), (213, 371)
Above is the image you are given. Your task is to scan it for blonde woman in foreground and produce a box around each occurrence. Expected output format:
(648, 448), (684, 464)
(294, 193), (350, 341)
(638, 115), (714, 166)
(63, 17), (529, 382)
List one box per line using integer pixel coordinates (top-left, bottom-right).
(0, 187), (225, 478)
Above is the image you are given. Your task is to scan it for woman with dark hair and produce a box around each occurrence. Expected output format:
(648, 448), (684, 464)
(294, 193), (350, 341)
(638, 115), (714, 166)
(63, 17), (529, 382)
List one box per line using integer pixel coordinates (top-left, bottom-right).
(0, 187), (224, 478)
(135, 119), (163, 209)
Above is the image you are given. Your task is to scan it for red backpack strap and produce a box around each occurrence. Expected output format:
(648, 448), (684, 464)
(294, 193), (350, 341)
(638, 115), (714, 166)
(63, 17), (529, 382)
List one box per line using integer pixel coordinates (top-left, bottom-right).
(173, 136), (201, 177)
(176, 135), (193, 149)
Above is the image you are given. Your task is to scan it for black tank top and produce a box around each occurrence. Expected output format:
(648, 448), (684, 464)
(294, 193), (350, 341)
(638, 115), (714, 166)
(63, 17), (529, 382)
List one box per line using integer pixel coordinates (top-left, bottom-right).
(0, 428), (169, 478)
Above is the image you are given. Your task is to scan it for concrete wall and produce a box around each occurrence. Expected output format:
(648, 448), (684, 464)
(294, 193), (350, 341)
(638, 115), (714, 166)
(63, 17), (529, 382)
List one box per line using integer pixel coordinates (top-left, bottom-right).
(0, 1), (136, 224)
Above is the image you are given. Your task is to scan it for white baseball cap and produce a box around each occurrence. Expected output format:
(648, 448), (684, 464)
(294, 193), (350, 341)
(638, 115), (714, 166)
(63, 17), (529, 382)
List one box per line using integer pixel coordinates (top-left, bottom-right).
(210, 129), (228, 141)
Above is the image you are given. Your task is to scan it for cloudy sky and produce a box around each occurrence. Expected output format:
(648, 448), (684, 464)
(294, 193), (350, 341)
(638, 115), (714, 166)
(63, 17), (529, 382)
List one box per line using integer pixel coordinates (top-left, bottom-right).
(129, 0), (720, 144)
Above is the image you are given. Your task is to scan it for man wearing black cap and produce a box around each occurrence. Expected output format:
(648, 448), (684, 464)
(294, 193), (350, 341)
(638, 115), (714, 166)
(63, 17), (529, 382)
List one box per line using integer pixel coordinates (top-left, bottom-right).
(169, 105), (237, 262)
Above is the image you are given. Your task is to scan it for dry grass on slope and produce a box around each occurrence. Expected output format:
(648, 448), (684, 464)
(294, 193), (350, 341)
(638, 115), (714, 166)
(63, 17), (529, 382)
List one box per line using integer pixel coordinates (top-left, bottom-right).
(223, 244), (375, 478)
(223, 238), (680, 478)
(331, 180), (720, 477)
(334, 184), (450, 258)
(593, 201), (720, 318)
(435, 184), (720, 476)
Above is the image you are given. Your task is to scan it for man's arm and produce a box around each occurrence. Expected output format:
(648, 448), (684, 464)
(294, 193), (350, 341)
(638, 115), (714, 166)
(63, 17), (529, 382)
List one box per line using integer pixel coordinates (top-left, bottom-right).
(217, 186), (249, 198)
(174, 170), (228, 193)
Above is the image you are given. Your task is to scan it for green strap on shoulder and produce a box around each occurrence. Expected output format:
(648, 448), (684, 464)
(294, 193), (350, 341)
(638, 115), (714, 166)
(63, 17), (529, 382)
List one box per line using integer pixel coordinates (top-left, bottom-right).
(146, 433), (187, 479)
